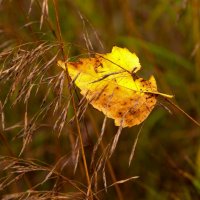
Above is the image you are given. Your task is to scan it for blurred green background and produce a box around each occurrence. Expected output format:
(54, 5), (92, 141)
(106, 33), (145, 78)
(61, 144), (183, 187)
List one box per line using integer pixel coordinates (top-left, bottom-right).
(0, 0), (200, 199)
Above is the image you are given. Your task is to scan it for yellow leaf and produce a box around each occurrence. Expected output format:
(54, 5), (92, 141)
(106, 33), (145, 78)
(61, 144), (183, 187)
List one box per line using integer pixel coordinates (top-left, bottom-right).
(58, 46), (173, 127)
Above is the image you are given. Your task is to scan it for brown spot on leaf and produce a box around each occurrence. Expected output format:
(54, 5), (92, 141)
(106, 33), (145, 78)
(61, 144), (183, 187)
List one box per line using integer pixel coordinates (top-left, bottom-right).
(71, 62), (79, 69)
(58, 46), (171, 127)
(122, 101), (127, 105)
(118, 111), (122, 116)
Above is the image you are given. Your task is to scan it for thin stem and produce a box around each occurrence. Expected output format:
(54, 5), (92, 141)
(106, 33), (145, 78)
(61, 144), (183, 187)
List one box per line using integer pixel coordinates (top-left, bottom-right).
(52, 0), (92, 197)
(88, 111), (124, 200)
(165, 98), (200, 127)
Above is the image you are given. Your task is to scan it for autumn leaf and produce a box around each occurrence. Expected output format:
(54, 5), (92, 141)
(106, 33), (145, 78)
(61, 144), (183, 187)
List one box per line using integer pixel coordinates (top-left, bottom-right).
(58, 46), (173, 127)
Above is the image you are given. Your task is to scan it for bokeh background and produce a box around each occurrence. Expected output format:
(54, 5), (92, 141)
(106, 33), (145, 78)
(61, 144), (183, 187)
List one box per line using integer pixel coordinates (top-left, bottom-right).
(0, 0), (200, 199)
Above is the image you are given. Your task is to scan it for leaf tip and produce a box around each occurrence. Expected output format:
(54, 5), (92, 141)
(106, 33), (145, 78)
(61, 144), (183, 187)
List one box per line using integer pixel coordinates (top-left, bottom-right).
(57, 60), (66, 70)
